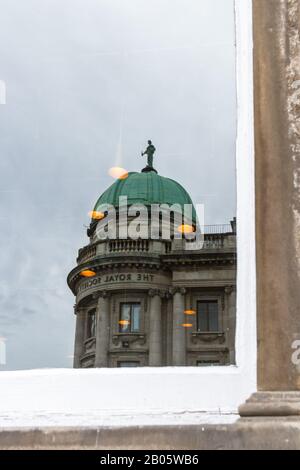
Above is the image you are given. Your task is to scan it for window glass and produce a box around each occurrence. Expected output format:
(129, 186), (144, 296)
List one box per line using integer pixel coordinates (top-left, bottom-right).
(131, 304), (141, 332)
(118, 361), (140, 367)
(119, 303), (141, 333)
(197, 301), (219, 332)
(208, 302), (219, 331)
(197, 360), (220, 367)
(0, 0), (237, 370)
(120, 304), (131, 333)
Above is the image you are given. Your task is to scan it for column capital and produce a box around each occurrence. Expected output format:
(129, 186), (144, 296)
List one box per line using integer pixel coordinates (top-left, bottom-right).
(148, 288), (168, 298)
(74, 305), (86, 315)
(169, 287), (187, 296)
(224, 285), (235, 295)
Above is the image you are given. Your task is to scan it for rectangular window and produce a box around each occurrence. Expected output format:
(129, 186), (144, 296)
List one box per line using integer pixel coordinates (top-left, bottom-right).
(117, 361), (140, 368)
(86, 309), (96, 338)
(197, 301), (219, 332)
(119, 303), (141, 333)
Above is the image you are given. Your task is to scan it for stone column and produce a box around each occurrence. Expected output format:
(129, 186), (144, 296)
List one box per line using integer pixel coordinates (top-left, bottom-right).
(148, 289), (163, 366)
(73, 306), (86, 368)
(172, 288), (186, 366)
(225, 286), (236, 365)
(240, 0), (300, 416)
(95, 291), (110, 368)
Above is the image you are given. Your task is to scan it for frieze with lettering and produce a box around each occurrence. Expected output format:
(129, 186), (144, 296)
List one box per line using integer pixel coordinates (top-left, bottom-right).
(78, 273), (155, 293)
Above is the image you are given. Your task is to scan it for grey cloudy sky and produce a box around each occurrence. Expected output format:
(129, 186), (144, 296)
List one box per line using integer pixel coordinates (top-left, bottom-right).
(0, 0), (236, 370)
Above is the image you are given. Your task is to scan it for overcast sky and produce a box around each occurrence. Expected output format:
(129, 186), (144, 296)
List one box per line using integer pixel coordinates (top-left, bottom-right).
(0, 0), (236, 370)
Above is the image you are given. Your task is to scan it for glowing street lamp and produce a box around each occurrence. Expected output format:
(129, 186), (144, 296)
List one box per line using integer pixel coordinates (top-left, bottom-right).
(80, 269), (96, 278)
(177, 224), (195, 234)
(88, 210), (105, 220)
(184, 309), (196, 315)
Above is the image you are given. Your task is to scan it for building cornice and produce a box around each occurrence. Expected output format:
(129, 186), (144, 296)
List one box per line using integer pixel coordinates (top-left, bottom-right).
(68, 249), (236, 294)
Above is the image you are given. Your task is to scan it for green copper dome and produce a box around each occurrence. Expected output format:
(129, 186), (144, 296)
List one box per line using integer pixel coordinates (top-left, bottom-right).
(94, 171), (196, 221)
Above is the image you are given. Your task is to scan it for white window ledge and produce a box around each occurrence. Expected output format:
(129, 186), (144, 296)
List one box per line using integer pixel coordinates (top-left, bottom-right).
(0, 367), (248, 426)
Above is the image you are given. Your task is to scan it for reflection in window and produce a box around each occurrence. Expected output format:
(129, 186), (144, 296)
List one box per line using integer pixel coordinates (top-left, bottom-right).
(119, 303), (141, 333)
(117, 361), (140, 367)
(86, 309), (96, 338)
(197, 360), (220, 367)
(197, 301), (219, 332)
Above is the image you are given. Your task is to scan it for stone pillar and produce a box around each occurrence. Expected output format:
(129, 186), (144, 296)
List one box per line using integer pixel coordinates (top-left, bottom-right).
(172, 288), (186, 366)
(148, 289), (163, 366)
(73, 307), (85, 368)
(240, 0), (300, 416)
(95, 291), (110, 368)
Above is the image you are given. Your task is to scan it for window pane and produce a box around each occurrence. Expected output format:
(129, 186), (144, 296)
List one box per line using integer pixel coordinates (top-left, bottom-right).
(120, 304), (131, 333)
(197, 302), (208, 331)
(197, 301), (219, 332)
(131, 304), (140, 332)
(208, 302), (219, 331)
(197, 360), (220, 367)
(1, 1), (237, 370)
(118, 362), (140, 367)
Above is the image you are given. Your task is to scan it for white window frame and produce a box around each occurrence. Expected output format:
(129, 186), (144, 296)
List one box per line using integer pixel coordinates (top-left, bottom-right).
(0, 0), (256, 421)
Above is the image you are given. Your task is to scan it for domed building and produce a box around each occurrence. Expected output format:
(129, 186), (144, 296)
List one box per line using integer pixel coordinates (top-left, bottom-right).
(94, 170), (196, 219)
(67, 159), (236, 368)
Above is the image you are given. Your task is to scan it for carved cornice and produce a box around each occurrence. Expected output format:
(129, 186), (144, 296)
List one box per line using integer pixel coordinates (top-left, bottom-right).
(162, 252), (236, 269)
(67, 250), (236, 295)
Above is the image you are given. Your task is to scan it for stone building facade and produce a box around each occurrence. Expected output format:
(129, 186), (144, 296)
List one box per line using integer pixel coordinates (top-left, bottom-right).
(67, 168), (236, 367)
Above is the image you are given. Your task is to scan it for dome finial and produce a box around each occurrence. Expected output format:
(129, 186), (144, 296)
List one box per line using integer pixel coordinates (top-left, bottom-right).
(141, 140), (157, 173)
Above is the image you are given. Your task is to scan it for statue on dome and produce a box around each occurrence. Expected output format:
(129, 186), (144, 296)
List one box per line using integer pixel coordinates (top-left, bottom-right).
(141, 140), (156, 168)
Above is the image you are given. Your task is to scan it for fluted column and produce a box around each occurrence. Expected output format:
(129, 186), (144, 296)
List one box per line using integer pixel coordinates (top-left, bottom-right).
(172, 288), (186, 366)
(95, 291), (110, 368)
(148, 289), (163, 366)
(73, 307), (85, 368)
